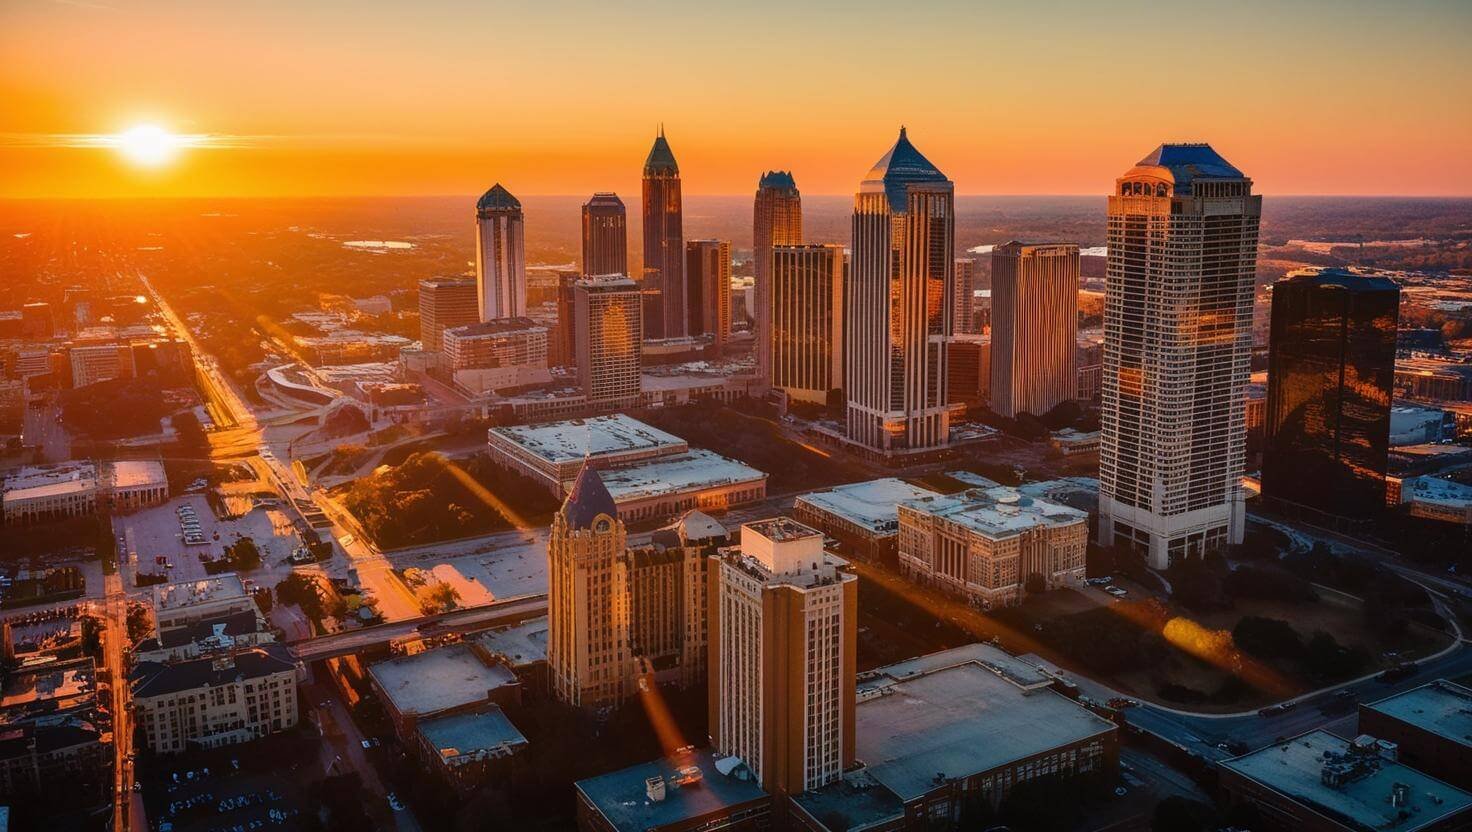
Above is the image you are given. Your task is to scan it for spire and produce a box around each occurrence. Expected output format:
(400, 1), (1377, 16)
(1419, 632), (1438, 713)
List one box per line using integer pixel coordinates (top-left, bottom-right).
(560, 463), (618, 531)
(644, 129), (679, 176)
(861, 126), (949, 211)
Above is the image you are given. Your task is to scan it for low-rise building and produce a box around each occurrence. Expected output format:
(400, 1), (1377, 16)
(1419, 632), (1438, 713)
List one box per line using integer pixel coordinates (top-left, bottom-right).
(1397, 476), (1472, 525)
(1391, 403), (1454, 446)
(790, 643), (1118, 831)
(130, 643), (300, 753)
(1, 462), (98, 526)
(488, 414), (689, 494)
(152, 575), (259, 636)
(575, 748), (771, 832)
(898, 485), (1087, 608)
(366, 643), (520, 739)
(597, 449), (766, 523)
(1359, 680), (1472, 791)
(106, 459), (168, 512)
(793, 478), (942, 564)
(415, 705), (528, 793)
(1218, 730), (1472, 832)
(133, 609), (274, 664)
(0, 717), (110, 805)
(473, 616), (550, 696)
(1050, 429), (1100, 456)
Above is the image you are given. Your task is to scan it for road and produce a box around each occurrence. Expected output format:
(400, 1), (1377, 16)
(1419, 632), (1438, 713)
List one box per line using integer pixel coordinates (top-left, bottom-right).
(102, 570), (135, 832)
(287, 593), (548, 661)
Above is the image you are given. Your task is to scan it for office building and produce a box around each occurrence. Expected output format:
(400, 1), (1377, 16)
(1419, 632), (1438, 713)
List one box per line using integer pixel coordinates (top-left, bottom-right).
(416, 706), (528, 793)
(846, 128), (955, 453)
(686, 239), (732, 351)
(574, 275), (643, 408)
(575, 748), (772, 832)
(1218, 731), (1471, 832)
(2, 462), (98, 525)
(990, 242), (1079, 418)
(948, 334), (990, 406)
(793, 478), (941, 564)
(1359, 680), (1472, 791)
(69, 343), (129, 388)
(367, 644), (521, 738)
(417, 277), (479, 353)
(770, 244), (844, 405)
(151, 574), (260, 636)
(1263, 268), (1400, 524)
(474, 183), (527, 322)
(709, 519), (856, 795)
(0, 657), (110, 804)
(754, 171), (804, 383)
(582, 192), (628, 277)
(643, 129), (685, 338)
(441, 317), (551, 394)
(897, 485), (1088, 609)
(625, 511), (730, 688)
(1098, 144), (1261, 569)
(130, 643), (299, 753)
(953, 257), (978, 334)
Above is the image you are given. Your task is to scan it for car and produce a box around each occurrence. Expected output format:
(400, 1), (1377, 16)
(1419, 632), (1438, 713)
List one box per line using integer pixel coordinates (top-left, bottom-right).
(1258, 705), (1284, 717)
(1333, 689), (1358, 701)
(1114, 786), (1128, 797)
(361, 738), (380, 749)
(1086, 576), (1112, 586)
(387, 793), (404, 811)
(1104, 585), (1128, 597)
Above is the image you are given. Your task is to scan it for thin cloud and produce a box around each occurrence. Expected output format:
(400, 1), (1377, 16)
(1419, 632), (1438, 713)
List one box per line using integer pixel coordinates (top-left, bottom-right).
(0, 133), (263, 149)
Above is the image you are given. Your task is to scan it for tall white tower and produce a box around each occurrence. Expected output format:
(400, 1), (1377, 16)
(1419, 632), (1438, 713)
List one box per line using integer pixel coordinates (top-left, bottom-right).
(1098, 144), (1261, 570)
(474, 183), (527, 322)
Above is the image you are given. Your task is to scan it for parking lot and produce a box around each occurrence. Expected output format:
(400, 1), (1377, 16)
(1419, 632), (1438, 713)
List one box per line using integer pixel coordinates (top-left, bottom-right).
(119, 493), (303, 590)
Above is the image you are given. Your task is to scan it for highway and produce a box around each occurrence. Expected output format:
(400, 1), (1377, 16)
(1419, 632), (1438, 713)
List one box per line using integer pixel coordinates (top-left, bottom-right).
(102, 570), (137, 832)
(286, 593), (548, 661)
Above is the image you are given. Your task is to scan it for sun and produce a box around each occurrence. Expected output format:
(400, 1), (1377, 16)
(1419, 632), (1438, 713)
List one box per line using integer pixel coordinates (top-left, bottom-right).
(114, 124), (184, 167)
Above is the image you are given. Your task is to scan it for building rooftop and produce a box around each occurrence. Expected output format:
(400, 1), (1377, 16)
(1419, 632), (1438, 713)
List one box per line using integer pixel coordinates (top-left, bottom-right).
(575, 748), (767, 832)
(473, 617), (548, 667)
(489, 414), (687, 466)
(136, 609), (265, 654)
(1220, 730), (1472, 832)
(444, 317), (545, 338)
(643, 129), (679, 176)
(598, 449), (766, 504)
(2, 462), (98, 502)
(852, 643), (1115, 805)
(152, 574), (249, 613)
(576, 273), (638, 290)
(417, 705), (528, 764)
(418, 276), (477, 290)
(0, 657), (97, 721)
(561, 464), (618, 529)
(109, 459), (166, 490)
(367, 644), (517, 718)
(1365, 680), (1472, 749)
(1128, 143), (1247, 193)
(1280, 267), (1401, 294)
(758, 170), (797, 190)
(862, 127), (950, 211)
(795, 478), (942, 535)
(1403, 475), (1472, 508)
(130, 644), (295, 700)
(900, 485), (1088, 539)
(476, 183), (520, 214)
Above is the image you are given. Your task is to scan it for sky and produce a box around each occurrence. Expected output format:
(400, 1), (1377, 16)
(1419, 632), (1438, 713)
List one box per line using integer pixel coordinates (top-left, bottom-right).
(2, 0), (1470, 199)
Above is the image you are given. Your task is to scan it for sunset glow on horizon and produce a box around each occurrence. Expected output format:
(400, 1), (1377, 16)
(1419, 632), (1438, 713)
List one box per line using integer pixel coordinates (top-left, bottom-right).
(2, 0), (1470, 199)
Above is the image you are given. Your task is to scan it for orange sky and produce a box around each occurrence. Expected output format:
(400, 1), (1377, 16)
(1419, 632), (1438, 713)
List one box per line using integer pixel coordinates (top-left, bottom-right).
(2, 0), (1470, 198)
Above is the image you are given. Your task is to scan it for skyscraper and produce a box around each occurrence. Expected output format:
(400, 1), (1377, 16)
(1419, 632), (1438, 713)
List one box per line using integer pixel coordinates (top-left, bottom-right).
(642, 129), (685, 339)
(547, 465), (631, 709)
(685, 239), (732, 352)
(953, 257), (978, 334)
(708, 518), (855, 795)
(1263, 268), (1399, 524)
(845, 128), (955, 453)
(1098, 144), (1260, 569)
(574, 274), (643, 409)
(474, 184), (527, 322)
(754, 171), (804, 383)
(417, 277), (479, 353)
(989, 242), (1079, 418)
(581, 193), (628, 277)
(770, 244), (844, 405)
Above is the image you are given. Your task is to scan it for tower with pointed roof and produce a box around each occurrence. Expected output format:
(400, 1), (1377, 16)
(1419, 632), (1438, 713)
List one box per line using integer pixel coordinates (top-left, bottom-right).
(1098, 143), (1261, 569)
(845, 127), (956, 453)
(474, 183), (526, 322)
(754, 171), (803, 383)
(547, 464), (632, 708)
(642, 127), (685, 339)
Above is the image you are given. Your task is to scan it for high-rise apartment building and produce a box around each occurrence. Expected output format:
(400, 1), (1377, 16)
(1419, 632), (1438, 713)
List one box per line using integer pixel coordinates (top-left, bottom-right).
(708, 518), (856, 796)
(547, 466), (632, 710)
(582, 193), (628, 277)
(989, 242), (1079, 418)
(845, 128), (955, 453)
(1263, 268), (1399, 524)
(474, 184), (527, 322)
(953, 257), (978, 334)
(418, 277), (480, 353)
(685, 239), (732, 352)
(754, 171), (804, 383)
(1098, 144), (1261, 569)
(770, 244), (844, 405)
(642, 129), (685, 339)
(574, 275), (642, 409)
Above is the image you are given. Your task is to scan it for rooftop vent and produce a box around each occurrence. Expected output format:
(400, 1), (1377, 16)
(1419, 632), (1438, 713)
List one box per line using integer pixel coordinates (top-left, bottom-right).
(645, 775), (665, 803)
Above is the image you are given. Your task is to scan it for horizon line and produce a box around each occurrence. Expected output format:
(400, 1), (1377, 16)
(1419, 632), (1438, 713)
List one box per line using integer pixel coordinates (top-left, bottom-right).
(4, 192), (1472, 202)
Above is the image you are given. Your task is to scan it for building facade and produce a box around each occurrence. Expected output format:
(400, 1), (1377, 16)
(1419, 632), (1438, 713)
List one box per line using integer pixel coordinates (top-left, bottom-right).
(442, 318), (548, 371)
(845, 128), (955, 453)
(574, 275), (643, 408)
(1098, 144), (1261, 569)
(643, 130), (685, 339)
(754, 171), (804, 384)
(130, 644), (299, 753)
(417, 277), (479, 353)
(953, 257), (978, 334)
(474, 184), (527, 322)
(582, 192), (628, 278)
(1263, 268), (1400, 524)
(770, 244), (844, 405)
(989, 242), (1079, 418)
(685, 240), (732, 352)
(708, 519), (856, 796)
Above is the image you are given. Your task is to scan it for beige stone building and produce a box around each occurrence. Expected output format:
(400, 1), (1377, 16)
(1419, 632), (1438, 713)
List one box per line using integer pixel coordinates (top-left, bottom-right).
(897, 485), (1087, 609)
(130, 643), (299, 753)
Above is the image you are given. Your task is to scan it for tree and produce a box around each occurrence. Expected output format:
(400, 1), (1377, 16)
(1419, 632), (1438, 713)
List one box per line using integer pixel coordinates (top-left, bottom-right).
(1152, 796), (1216, 832)
(1232, 616), (1303, 661)
(1303, 631), (1369, 680)
(226, 536), (261, 571)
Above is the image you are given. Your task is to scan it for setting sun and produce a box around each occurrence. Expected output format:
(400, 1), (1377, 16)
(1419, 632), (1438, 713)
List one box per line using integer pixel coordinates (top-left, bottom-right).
(113, 124), (183, 167)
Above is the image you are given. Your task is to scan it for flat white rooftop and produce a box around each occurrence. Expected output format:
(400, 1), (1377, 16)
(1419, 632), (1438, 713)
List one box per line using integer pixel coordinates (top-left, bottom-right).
(1220, 730), (1472, 832)
(489, 414), (686, 465)
(110, 459), (166, 489)
(795, 478), (941, 535)
(153, 575), (248, 612)
(2, 462), (99, 501)
(599, 449), (765, 503)
(901, 485), (1087, 539)
(368, 644), (517, 718)
(1404, 475), (1472, 508)
(1366, 680), (1472, 749)
(473, 617), (548, 667)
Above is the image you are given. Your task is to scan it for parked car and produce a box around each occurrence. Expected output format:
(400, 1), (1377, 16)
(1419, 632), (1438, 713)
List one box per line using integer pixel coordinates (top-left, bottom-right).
(1104, 585), (1128, 597)
(387, 793), (404, 811)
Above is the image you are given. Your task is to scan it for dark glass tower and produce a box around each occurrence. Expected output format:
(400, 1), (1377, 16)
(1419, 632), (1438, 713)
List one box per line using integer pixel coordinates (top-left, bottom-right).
(581, 192), (627, 277)
(642, 128), (685, 339)
(1263, 268), (1400, 523)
